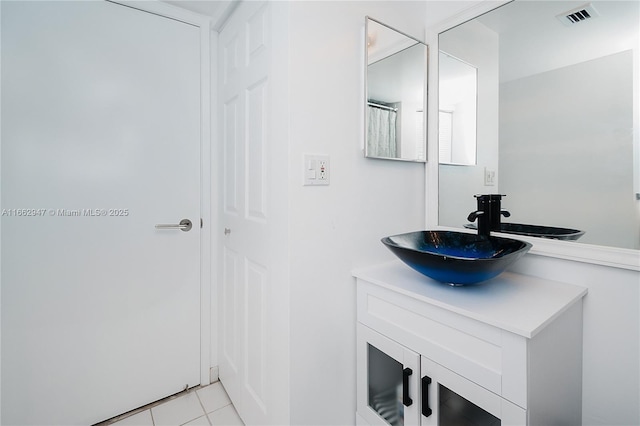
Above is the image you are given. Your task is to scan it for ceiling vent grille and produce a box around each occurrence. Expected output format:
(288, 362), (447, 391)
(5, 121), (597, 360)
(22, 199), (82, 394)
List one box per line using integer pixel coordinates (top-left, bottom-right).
(557, 3), (599, 26)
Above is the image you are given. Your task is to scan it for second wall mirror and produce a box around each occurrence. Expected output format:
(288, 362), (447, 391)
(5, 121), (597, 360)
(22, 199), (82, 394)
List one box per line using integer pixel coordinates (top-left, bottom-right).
(365, 17), (428, 162)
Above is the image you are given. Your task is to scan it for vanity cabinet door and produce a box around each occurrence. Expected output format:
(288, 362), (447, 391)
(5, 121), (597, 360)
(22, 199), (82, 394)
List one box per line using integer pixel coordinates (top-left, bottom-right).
(357, 324), (421, 426)
(421, 357), (526, 426)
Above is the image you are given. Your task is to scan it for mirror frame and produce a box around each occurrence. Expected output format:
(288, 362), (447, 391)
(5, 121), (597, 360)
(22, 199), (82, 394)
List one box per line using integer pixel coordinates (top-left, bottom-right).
(425, 1), (640, 271)
(365, 16), (428, 163)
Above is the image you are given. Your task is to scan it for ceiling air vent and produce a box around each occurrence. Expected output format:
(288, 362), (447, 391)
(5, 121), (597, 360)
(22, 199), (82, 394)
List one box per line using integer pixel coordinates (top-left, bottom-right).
(557, 3), (599, 26)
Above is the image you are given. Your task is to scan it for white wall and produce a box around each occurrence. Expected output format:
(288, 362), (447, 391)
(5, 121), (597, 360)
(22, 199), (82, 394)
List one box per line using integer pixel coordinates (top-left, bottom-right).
(285, 2), (426, 424)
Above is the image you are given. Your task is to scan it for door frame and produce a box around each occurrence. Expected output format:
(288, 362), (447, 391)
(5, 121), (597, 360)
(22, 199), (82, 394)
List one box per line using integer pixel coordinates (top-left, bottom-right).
(108, 0), (214, 386)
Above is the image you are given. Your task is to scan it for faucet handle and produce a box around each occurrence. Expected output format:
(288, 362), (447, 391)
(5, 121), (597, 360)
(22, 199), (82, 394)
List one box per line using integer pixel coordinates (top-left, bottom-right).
(474, 193), (507, 199)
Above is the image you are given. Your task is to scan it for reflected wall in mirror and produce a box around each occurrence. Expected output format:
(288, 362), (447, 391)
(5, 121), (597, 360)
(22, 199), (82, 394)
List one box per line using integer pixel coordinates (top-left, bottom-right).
(438, 0), (639, 250)
(366, 17), (427, 162)
(439, 51), (477, 165)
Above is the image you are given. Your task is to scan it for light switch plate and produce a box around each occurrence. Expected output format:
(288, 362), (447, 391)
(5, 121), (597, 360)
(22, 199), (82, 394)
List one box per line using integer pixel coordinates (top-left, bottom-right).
(484, 167), (496, 186)
(303, 154), (330, 186)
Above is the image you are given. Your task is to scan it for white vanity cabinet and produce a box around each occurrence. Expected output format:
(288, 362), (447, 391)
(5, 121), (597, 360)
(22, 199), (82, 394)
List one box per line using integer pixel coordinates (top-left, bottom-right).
(354, 261), (587, 426)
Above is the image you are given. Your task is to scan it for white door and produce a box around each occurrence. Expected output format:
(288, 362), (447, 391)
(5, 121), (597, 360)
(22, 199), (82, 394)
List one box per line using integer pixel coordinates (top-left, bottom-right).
(218, 1), (272, 424)
(1, 2), (202, 424)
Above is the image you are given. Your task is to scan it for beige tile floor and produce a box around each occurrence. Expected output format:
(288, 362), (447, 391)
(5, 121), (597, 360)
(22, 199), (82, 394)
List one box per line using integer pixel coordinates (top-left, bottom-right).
(106, 382), (243, 426)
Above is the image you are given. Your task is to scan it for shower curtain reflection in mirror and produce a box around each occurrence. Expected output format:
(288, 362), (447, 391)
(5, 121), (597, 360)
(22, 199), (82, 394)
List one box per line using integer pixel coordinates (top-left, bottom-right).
(367, 102), (398, 158)
(365, 17), (427, 162)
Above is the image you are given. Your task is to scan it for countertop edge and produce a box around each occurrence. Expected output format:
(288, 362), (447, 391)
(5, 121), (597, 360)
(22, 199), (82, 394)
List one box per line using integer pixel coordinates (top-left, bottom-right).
(353, 260), (588, 339)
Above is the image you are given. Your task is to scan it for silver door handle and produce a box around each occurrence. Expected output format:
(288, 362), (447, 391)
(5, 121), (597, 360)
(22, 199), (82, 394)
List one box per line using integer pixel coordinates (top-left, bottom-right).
(155, 219), (192, 232)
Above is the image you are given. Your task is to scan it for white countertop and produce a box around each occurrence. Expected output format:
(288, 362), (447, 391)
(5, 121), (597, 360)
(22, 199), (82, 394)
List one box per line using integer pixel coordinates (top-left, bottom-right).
(353, 260), (588, 338)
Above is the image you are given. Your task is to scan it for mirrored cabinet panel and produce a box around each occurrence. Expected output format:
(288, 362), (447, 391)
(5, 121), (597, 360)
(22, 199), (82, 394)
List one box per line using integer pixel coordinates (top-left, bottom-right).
(365, 17), (428, 162)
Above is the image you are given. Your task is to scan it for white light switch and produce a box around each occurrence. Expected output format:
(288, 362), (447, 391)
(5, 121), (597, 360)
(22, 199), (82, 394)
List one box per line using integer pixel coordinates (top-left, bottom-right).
(303, 154), (330, 186)
(306, 169), (316, 180)
(484, 167), (496, 186)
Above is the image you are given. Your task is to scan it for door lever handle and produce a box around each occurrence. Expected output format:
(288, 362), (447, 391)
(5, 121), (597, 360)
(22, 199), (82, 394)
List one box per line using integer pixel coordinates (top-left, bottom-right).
(155, 219), (192, 232)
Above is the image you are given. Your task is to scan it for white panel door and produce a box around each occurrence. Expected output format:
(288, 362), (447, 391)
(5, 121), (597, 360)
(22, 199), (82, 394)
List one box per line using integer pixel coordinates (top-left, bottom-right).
(218, 1), (271, 424)
(1, 2), (201, 424)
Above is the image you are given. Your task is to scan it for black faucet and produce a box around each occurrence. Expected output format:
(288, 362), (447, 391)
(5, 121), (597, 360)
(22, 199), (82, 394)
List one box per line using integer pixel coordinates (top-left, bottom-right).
(467, 194), (511, 237)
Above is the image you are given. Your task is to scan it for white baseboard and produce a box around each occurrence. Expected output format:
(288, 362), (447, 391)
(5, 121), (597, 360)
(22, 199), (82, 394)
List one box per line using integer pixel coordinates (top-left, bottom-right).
(209, 366), (219, 383)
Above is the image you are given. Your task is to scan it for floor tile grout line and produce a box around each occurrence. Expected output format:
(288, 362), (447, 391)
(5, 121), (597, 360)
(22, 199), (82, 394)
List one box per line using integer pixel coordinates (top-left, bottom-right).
(95, 382), (240, 426)
(215, 382), (234, 412)
(98, 385), (205, 425)
(174, 388), (207, 426)
(194, 389), (213, 426)
(174, 386), (211, 426)
(198, 382), (234, 415)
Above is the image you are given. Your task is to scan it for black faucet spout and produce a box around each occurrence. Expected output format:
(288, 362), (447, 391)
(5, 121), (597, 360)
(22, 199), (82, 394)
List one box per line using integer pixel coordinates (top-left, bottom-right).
(467, 210), (484, 222)
(468, 194), (510, 237)
(467, 209), (490, 237)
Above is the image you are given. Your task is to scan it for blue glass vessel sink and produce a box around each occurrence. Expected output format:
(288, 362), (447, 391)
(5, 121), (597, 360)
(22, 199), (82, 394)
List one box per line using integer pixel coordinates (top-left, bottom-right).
(464, 223), (584, 240)
(382, 230), (532, 285)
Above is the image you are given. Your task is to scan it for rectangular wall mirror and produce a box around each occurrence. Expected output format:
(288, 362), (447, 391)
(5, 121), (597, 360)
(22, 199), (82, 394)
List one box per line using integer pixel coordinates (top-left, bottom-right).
(365, 17), (428, 162)
(437, 0), (639, 252)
